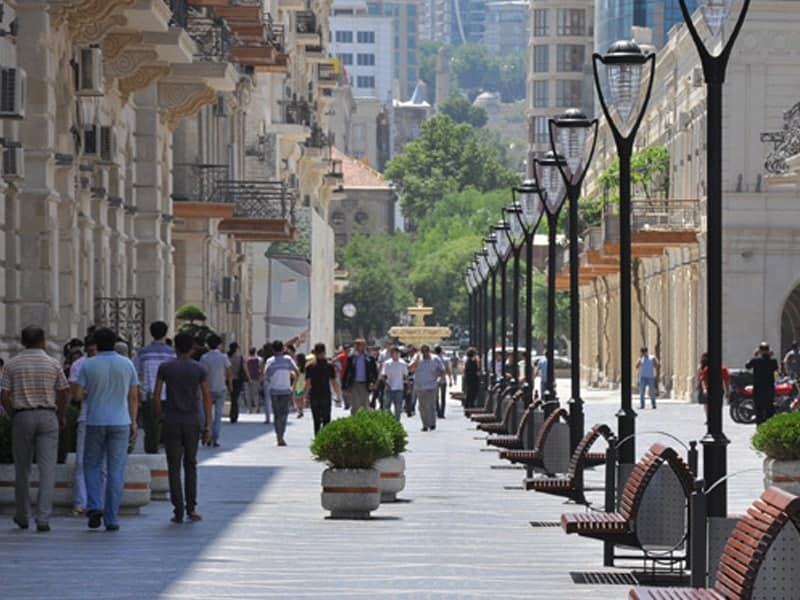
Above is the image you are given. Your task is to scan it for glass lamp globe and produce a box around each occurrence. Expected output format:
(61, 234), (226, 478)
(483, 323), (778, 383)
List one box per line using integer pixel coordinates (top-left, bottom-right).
(552, 109), (593, 175)
(516, 179), (542, 228)
(506, 204), (525, 245)
(537, 152), (567, 215)
(700, 0), (733, 37)
(494, 221), (512, 260)
(603, 40), (647, 127)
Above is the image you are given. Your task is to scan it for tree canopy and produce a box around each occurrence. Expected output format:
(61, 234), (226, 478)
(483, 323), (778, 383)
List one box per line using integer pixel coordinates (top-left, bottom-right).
(437, 94), (488, 128)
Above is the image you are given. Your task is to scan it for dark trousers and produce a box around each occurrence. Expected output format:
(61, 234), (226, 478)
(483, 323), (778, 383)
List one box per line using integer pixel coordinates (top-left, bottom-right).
(163, 421), (200, 518)
(437, 382), (447, 418)
(310, 396), (332, 435)
(755, 391), (775, 425)
(229, 379), (243, 423)
(140, 395), (161, 454)
(405, 384), (416, 415)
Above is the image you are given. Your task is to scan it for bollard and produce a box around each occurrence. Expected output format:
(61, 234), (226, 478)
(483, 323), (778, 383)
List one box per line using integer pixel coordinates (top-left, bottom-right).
(603, 439), (617, 567)
(688, 440), (698, 476)
(689, 478), (707, 588)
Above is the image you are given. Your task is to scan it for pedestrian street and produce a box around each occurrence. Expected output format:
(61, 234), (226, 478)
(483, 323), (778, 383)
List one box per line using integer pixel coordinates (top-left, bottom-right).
(0, 381), (764, 599)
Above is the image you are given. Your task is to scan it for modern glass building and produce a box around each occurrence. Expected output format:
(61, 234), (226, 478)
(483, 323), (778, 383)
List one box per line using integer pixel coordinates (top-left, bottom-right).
(595, 0), (697, 52)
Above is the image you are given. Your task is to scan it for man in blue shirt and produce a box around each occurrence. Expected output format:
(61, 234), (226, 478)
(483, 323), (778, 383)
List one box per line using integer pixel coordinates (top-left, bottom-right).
(636, 347), (659, 409)
(76, 327), (139, 531)
(133, 321), (175, 453)
(264, 340), (298, 446)
(409, 345), (445, 431)
(200, 335), (232, 447)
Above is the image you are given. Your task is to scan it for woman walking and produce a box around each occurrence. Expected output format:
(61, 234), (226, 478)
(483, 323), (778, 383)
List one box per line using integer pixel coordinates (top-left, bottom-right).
(293, 353), (307, 419)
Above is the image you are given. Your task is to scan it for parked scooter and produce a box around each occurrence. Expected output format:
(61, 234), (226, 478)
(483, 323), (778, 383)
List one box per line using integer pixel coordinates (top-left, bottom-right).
(728, 369), (798, 423)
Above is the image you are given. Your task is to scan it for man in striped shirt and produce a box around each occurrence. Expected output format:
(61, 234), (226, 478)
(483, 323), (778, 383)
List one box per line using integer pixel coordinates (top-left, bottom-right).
(264, 340), (298, 447)
(133, 321), (175, 453)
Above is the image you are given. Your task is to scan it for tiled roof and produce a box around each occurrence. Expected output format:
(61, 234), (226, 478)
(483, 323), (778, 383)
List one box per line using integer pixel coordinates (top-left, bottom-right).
(331, 147), (389, 189)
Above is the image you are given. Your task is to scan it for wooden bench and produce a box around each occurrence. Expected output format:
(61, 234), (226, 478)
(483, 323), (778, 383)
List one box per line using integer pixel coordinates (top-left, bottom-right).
(527, 424), (614, 503)
(477, 393), (519, 434)
(486, 400), (543, 450)
(629, 487), (800, 600)
(561, 443), (694, 548)
(499, 408), (568, 474)
(464, 382), (503, 417)
(471, 385), (516, 424)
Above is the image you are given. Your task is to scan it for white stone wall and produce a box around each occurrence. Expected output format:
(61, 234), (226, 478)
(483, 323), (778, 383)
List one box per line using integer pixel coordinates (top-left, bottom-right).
(310, 209), (335, 351)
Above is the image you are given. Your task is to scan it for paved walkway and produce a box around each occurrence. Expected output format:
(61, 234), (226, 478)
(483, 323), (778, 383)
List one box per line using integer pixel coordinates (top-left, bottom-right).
(1, 380), (763, 599)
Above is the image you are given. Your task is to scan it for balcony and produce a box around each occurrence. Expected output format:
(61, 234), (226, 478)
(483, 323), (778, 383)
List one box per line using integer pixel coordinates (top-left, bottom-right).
(303, 44), (328, 64)
(318, 62), (338, 89)
(324, 159), (343, 184)
(279, 0), (306, 11)
(602, 199), (701, 243)
(295, 11), (320, 45)
(304, 123), (329, 150)
(172, 163), (235, 218)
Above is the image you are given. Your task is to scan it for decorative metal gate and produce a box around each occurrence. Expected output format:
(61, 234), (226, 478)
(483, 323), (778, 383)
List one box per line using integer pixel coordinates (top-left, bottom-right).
(94, 297), (146, 351)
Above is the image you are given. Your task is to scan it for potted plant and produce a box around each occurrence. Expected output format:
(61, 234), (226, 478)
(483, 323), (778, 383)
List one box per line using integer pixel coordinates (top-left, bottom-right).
(310, 410), (392, 519)
(364, 410), (408, 502)
(752, 412), (800, 495)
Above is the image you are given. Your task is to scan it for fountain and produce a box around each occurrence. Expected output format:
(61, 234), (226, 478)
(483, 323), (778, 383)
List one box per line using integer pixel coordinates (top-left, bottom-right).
(389, 298), (451, 347)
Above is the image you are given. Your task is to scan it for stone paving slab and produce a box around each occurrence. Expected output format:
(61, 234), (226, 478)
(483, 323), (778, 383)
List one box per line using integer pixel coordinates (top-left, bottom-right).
(0, 380), (764, 599)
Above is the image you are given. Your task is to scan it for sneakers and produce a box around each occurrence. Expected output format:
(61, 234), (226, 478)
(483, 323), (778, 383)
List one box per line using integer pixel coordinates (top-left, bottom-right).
(105, 524), (120, 532)
(277, 438), (287, 447)
(187, 511), (203, 522)
(87, 510), (102, 529)
(36, 523), (51, 532)
(13, 517), (28, 530)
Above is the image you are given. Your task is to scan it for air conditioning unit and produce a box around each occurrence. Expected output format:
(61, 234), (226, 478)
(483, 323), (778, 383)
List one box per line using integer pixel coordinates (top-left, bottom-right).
(691, 67), (704, 88)
(83, 125), (98, 157)
(98, 126), (116, 164)
(77, 47), (104, 97)
(0, 67), (25, 119)
(3, 143), (24, 181)
(221, 276), (233, 301)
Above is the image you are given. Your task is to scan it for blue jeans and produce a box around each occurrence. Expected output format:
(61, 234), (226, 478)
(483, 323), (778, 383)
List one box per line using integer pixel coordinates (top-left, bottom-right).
(211, 390), (226, 443)
(271, 392), (291, 440)
(640, 376), (657, 408)
(383, 389), (405, 420)
(84, 425), (129, 527)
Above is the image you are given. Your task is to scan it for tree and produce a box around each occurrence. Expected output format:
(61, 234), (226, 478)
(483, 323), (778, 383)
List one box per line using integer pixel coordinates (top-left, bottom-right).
(384, 114), (517, 223)
(419, 40), (444, 102)
(175, 303), (207, 323)
(175, 304), (217, 342)
(438, 94), (488, 128)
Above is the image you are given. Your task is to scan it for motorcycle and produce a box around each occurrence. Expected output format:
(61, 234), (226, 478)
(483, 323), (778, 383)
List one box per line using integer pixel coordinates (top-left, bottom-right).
(728, 369), (798, 424)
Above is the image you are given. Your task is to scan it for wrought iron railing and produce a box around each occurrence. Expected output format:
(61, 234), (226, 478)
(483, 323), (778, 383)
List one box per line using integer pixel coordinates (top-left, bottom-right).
(305, 44), (324, 54)
(266, 13), (286, 53)
(762, 101), (800, 175)
(602, 199), (701, 243)
(185, 9), (233, 62)
(304, 122), (328, 149)
(166, 0), (188, 28)
(172, 163), (230, 203)
(94, 297), (146, 351)
(221, 180), (296, 221)
(318, 63), (338, 84)
(296, 11), (317, 35)
(281, 97), (312, 126)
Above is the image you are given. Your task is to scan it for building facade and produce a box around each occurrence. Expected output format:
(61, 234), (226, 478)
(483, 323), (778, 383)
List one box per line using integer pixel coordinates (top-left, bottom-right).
(527, 0), (595, 160)
(594, 0), (697, 53)
(365, 0), (420, 100)
(484, 1), (529, 56)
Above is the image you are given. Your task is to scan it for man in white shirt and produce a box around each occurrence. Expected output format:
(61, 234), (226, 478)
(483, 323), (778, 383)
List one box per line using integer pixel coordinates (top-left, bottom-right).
(381, 347), (408, 420)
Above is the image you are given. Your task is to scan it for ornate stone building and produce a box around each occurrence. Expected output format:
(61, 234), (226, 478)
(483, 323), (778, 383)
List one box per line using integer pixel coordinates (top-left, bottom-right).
(3, 0), (341, 354)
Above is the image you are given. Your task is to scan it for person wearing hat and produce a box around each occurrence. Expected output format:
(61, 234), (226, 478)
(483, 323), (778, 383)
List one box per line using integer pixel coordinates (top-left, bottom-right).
(746, 342), (780, 425)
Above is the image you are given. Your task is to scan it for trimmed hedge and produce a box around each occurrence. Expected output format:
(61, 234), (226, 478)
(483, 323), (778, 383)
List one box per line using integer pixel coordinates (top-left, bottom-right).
(752, 411), (800, 461)
(310, 410), (393, 469)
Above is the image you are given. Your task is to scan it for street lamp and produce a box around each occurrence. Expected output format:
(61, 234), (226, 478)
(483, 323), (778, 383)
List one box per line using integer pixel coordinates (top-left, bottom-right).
(549, 108), (599, 453)
(592, 39), (656, 465)
(533, 151), (568, 413)
(485, 234), (499, 383)
(678, 0), (751, 518)
(512, 179), (544, 400)
(503, 203), (527, 383)
(494, 219), (512, 382)
(465, 268), (475, 349)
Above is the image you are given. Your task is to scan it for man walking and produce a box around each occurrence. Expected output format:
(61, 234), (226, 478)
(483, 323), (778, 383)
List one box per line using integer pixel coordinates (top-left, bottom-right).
(409, 345), (445, 431)
(304, 343), (340, 434)
(227, 342), (244, 424)
(1, 326), (70, 532)
(381, 346), (408, 420)
(342, 339), (378, 415)
(746, 342), (780, 425)
(134, 321), (175, 453)
(264, 340), (298, 446)
(76, 327), (139, 531)
(68, 333), (97, 514)
(433, 346), (453, 419)
(244, 347), (263, 414)
(153, 333), (213, 523)
(199, 335), (231, 448)
(636, 346), (659, 409)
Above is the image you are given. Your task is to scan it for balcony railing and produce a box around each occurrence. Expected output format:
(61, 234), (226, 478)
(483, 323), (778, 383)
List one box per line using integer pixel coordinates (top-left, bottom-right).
(304, 122), (329, 149)
(266, 13), (286, 53)
(166, 0), (188, 28)
(318, 63), (338, 84)
(172, 163), (230, 203)
(296, 11), (317, 35)
(223, 180), (296, 221)
(280, 97), (312, 126)
(185, 8), (233, 62)
(602, 199), (701, 243)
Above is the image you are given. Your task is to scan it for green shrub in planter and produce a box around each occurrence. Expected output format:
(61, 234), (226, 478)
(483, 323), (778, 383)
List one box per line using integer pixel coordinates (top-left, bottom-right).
(362, 410), (408, 455)
(0, 415), (11, 464)
(752, 412), (800, 461)
(310, 410), (393, 469)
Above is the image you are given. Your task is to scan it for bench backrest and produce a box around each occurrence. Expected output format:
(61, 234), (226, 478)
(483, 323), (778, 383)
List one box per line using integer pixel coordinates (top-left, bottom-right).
(618, 443), (695, 522)
(567, 423), (615, 478)
(533, 408), (568, 452)
(514, 399), (542, 438)
(499, 396), (515, 426)
(713, 487), (800, 600)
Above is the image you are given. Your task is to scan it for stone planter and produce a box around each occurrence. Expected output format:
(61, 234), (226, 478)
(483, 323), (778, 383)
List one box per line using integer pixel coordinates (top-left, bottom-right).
(374, 455), (406, 502)
(128, 453), (169, 500)
(0, 462), (151, 514)
(320, 467), (380, 519)
(763, 457), (800, 496)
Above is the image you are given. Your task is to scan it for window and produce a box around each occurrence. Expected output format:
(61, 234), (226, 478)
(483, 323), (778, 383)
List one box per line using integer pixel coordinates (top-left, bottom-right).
(534, 117), (549, 144)
(407, 21), (416, 33)
(366, 2), (378, 15)
(356, 75), (375, 88)
(407, 36), (416, 49)
(357, 31), (375, 43)
(335, 31), (353, 43)
(331, 211), (346, 226)
(533, 8), (548, 36)
(407, 4), (416, 16)
(556, 45), (585, 72)
(355, 210), (369, 225)
(407, 53), (417, 65)
(357, 53), (375, 66)
(533, 45), (549, 73)
(556, 79), (583, 107)
(557, 8), (586, 36)
(338, 53), (353, 66)
(533, 81), (549, 108)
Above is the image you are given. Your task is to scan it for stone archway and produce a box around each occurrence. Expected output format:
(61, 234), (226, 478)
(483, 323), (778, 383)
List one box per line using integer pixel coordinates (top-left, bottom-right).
(781, 282), (800, 354)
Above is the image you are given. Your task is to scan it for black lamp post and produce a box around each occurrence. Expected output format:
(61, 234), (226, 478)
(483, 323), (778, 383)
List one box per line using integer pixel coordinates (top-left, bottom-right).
(513, 180), (544, 400)
(484, 235), (499, 383)
(549, 109), (599, 452)
(494, 220), (513, 382)
(592, 40), (656, 465)
(465, 267), (477, 349)
(477, 249), (491, 386)
(678, 0), (751, 518)
(533, 151), (568, 413)
(503, 204), (527, 383)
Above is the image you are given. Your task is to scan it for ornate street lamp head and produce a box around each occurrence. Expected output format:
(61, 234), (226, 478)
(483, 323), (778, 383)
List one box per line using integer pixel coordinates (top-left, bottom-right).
(493, 220), (512, 261)
(514, 179), (542, 230)
(535, 152), (567, 216)
(700, 0), (734, 38)
(477, 249), (490, 279)
(485, 232), (499, 269)
(550, 108), (598, 177)
(603, 40), (647, 127)
(504, 204), (525, 248)
(465, 269), (474, 292)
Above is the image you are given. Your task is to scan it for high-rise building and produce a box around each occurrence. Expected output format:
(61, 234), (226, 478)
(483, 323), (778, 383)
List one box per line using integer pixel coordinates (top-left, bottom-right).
(450, 0), (488, 45)
(594, 0), (697, 52)
(419, 0), (452, 43)
(365, 0), (420, 100)
(527, 0), (595, 160)
(484, 1), (529, 56)
(330, 0), (394, 101)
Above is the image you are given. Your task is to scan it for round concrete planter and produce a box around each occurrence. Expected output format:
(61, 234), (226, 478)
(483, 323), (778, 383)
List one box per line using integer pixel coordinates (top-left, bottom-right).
(128, 453), (168, 500)
(374, 455), (406, 502)
(320, 468), (380, 519)
(763, 457), (800, 496)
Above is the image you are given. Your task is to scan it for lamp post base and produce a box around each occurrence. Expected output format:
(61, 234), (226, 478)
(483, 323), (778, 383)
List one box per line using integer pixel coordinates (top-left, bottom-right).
(568, 396), (585, 451)
(702, 432), (730, 518)
(616, 406), (637, 465)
